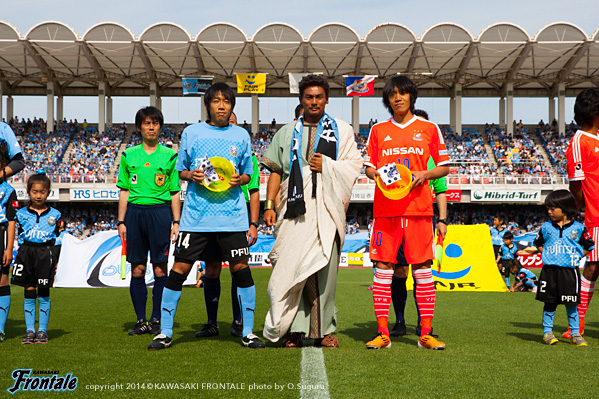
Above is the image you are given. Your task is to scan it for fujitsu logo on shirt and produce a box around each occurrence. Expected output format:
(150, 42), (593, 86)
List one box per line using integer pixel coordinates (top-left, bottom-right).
(382, 147), (424, 156)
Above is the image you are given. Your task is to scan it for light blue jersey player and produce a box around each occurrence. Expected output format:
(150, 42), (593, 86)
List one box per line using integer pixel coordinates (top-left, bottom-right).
(0, 178), (18, 342)
(519, 190), (595, 346)
(11, 173), (61, 344)
(148, 82), (264, 350)
(509, 260), (538, 292)
(0, 122), (25, 180)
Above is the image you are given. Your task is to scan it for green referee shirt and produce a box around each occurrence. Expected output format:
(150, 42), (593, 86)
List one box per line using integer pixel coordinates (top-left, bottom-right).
(242, 153), (260, 203)
(117, 144), (180, 205)
(427, 156), (447, 194)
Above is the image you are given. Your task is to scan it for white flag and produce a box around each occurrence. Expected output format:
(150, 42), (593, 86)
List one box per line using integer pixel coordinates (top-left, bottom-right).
(289, 72), (323, 94)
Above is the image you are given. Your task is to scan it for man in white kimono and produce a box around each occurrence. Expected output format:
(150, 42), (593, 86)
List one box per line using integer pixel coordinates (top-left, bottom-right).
(261, 74), (362, 347)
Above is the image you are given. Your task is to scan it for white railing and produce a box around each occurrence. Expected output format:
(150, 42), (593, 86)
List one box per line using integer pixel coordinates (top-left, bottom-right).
(9, 173), (568, 186)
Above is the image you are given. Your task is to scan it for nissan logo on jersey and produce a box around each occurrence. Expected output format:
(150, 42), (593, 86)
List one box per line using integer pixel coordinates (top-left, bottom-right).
(381, 147), (424, 156)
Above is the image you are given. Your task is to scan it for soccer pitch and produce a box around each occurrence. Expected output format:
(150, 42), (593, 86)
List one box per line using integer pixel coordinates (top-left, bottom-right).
(2, 268), (598, 398)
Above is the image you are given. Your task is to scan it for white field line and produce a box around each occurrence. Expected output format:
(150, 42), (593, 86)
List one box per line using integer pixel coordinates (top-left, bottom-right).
(300, 347), (330, 399)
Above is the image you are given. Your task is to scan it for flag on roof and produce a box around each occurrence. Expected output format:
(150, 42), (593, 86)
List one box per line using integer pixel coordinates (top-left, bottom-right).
(345, 76), (375, 96)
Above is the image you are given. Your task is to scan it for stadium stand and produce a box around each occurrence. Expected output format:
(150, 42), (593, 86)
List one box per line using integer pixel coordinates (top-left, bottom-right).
(537, 122), (577, 176)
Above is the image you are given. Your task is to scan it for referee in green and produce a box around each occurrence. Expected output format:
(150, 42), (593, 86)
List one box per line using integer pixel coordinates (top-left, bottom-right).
(117, 106), (181, 336)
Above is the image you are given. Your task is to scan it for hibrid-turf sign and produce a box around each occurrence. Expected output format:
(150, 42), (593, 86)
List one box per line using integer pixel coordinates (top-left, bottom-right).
(471, 189), (540, 202)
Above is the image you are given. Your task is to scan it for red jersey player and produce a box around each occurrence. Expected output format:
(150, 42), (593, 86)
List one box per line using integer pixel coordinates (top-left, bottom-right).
(564, 88), (599, 339)
(364, 76), (449, 350)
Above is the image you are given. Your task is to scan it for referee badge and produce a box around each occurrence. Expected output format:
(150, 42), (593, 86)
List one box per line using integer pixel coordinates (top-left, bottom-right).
(571, 230), (578, 240)
(48, 216), (56, 226)
(155, 173), (166, 187)
(131, 174), (137, 185)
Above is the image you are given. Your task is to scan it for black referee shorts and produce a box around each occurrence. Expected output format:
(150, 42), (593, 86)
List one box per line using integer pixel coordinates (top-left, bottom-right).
(125, 203), (171, 264)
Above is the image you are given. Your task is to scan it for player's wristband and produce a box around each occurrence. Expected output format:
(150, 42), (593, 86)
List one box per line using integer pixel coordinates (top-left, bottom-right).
(437, 219), (448, 225)
(117, 221), (125, 227)
(249, 222), (259, 228)
(172, 220), (180, 225)
(264, 199), (275, 210)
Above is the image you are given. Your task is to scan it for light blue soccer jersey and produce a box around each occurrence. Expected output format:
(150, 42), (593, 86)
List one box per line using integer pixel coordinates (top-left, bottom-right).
(500, 243), (518, 260)
(176, 122), (253, 232)
(490, 227), (507, 246)
(16, 207), (61, 244)
(0, 122), (22, 159)
(533, 220), (595, 268)
(0, 181), (17, 225)
(515, 267), (537, 283)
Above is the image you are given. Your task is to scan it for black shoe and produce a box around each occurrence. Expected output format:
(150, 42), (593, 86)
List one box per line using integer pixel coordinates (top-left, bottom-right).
(149, 318), (160, 335)
(390, 322), (407, 337)
(230, 320), (242, 337)
(34, 330), (48, 344)
(195, 323), (219, 338)
(416, 325), (436, 337)
(128, 319), (150, 335)
(147, 334), (172, 350)
(0, 332), (5, 342)
(22, 330), (35, 344)
(241, 334), (265, 349)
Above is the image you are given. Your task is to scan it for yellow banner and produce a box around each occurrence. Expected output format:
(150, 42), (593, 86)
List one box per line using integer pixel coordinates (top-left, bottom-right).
(348, 253), (363, 266)
(407, 224), (507, 292)
(236, 73), (267, 94)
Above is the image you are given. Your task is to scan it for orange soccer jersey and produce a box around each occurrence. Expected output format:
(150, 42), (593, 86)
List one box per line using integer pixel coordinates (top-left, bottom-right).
(365, 116), (450, 218)
(567, 130), (599, 228)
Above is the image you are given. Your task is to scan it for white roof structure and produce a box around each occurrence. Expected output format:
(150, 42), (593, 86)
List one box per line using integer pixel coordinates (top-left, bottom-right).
(0, 21), (598, 97)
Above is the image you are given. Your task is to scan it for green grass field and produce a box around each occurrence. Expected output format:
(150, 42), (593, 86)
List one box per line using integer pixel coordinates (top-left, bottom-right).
(2, 268), (599, 398)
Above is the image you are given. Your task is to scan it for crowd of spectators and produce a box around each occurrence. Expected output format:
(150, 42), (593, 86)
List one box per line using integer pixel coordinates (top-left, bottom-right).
(61, 126), (125, 182)
(447, 203), (549, 234)
(57, 206), (118, 238)
(537, 120), (578, 175)
(487, 125), (546, 173)
(345, 219), (360, 235)
(445, 128), (489, 163)
(8, 117), (76, 180)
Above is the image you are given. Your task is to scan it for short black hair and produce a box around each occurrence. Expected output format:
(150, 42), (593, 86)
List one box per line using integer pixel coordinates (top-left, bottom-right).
(508, 259), (521, 271)
(294, 103), (304, 119)
(545, 189), (579, 219)
(574, 88), (599, 129)
(413, 109), (429, 120)
(298, 74), (329, 99)
(135, 106), (163, 131)
(27, 173), (51, 192)
(382, 76), (418, 116)
(204, 82), (236, 122)
(495, 214), (506, 223)
(503, 231), (513, 240)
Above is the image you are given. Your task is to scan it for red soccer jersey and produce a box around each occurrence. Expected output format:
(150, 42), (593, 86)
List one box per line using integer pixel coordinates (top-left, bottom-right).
(365, 116), (450, 217)
(567, 130), (599, 227)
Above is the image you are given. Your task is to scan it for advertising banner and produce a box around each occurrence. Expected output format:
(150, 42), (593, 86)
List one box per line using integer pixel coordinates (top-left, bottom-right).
(471, 189), (541, 202)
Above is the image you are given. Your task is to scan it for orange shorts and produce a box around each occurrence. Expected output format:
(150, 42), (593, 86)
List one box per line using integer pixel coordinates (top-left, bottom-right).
(369, 216), (434, 265)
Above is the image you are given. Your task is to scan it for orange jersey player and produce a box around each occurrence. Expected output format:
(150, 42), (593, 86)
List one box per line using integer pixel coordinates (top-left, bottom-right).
(364, 75), (449, 350)
(563, 88), (599, 339)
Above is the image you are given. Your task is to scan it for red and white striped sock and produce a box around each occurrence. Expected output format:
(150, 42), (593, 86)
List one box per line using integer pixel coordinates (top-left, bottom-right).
(373, 268), (393, 336)
(579, 276), (595, 325)
(413, 268), (436, 336)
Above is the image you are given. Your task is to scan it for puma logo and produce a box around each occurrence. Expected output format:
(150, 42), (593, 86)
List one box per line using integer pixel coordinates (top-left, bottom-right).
(162, 307), (174, 316)
(25, 309), (34, 315)
(40, 309), (49, 315)
(0, 306), (8, 313)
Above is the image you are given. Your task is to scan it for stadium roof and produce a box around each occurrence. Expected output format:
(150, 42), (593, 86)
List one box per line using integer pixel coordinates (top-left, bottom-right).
(1, 21), (598, 98)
